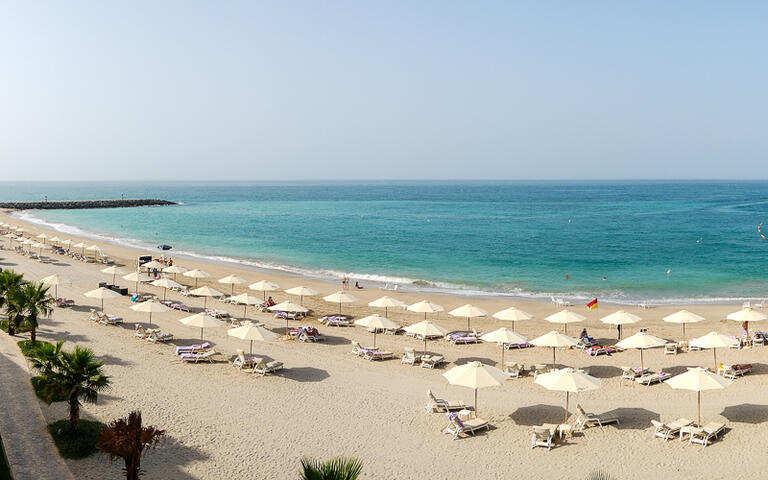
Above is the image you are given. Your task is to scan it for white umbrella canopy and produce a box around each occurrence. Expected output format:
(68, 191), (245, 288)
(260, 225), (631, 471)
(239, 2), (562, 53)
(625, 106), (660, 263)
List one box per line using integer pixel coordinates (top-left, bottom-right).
(535, 367), (602, 423)
(691, 332), (740, 370)
(100, 265), (126, 284)
(41, 273), (61, 298)
(443, 361), (507, 416)
(323, 291), (357, 314)
(449, 304), (487, 330)
(227, 323), (278, 356)
(122, 271), (153, 294)
(480, 328), (528, 366)
(143, 260), (166, 270)
(162, 265), (188, 280)
(530, 331), (579, 367)
(36, 233), (48, 242)
(189, 285), (225, 308)
(404, 320), (449, 354)
(616, 331), (667, 371)
(726, 307), (768, 323)
(230, 293), (262, 320)
(663, 310), (705, 337)
(492, 306), (533, 331)
(72, 242), (87, 254)
(284, 286), (319, 305)
(179, 313), (225, 343)
(85, 244), (102, 255)
(218, 274), (247, 295)
(407, 300), (444, 320)
(130, 300), (171, 328)
(151, 278), (183, 300)
(368, 296), (406, 317)
(600, 310), (642, 327)
(182, 268), (211, 288)
(354, 314), (399, 348)
(269, 301), (310, 335)
(545, 309), (586, 334)
(249, 280), (280, 300)
(665, 367), (732, 426)
(84, 287), (121, 311)
(48, 236), (61, 243)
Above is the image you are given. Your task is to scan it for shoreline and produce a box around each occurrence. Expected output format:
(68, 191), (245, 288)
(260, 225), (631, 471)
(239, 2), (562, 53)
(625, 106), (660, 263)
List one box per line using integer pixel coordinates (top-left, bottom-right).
(6, 209), (764, 307)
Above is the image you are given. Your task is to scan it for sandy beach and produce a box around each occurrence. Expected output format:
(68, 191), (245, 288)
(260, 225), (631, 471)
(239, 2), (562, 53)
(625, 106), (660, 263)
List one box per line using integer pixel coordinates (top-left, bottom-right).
(2, 210), (768, 479)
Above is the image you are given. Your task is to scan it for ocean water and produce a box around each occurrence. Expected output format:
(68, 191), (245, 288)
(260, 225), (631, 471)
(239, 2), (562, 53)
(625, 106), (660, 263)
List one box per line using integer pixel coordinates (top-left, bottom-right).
(2, 181), (768, 304)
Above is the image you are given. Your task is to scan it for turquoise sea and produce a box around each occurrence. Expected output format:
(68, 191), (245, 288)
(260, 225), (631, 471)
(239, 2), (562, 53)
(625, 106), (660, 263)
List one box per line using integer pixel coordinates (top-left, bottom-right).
(2, 181), (768, 304)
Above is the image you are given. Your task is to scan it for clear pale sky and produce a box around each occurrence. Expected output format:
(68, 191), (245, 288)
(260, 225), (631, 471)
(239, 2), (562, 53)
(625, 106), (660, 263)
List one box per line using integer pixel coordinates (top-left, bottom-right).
(1, 2), (766, 181)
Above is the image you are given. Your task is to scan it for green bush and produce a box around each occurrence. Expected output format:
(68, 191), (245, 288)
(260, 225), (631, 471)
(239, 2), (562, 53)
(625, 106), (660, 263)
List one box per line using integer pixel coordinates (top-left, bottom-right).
(1, 319), (31, 333)
(17, 339), (51, 357)
(47, 419), (104, 459)
(31, 376), (67, 402)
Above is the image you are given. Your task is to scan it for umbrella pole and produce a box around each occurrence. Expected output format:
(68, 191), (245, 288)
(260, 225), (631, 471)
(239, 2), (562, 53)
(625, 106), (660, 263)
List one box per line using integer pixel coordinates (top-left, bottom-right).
(467, 317), (470, 330)
(249, 340), (253, 357)
(424, 338), (428, 355)
(286, 318), (289, 336)
(339, 303), (342, 315)
(101, 299), (104, 312)
(385, 307), (388, 317)
(243, 304), (247, 320)
(565, 391), (569, 424)
(263, 291), (266, 301)
(512, 320), (516, 332)
(640, 349), (644, 371)
(565, 324), (567, 335)
(501, 346), (504, 367)
(474, 389), (478, 418)
(135, 281), (138, 294)
(149, 312), (152, 328)
(713, 349), (717, 372)
(682, 323), (685, 338)
(698, 391), (701, 427)
(373, 331), (377, 348)
(200, 328), (203, 344)
(552, 347), (556, 369)
(163, 288), (166, 301)
(204, 297), (208, 309)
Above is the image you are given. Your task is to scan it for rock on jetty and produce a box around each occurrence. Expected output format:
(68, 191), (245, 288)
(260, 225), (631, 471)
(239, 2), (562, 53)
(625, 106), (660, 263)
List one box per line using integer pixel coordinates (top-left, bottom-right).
(0, 199), (177, 210)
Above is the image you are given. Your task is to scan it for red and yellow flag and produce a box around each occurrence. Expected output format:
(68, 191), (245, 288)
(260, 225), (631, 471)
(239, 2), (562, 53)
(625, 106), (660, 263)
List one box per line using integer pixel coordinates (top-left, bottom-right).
(587, 298), (598, 310)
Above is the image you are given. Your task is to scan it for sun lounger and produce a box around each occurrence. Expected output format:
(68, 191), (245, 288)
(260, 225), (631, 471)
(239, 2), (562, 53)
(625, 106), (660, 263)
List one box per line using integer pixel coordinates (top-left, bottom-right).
(447, 332), (478, 345)
(362, 349), (394, 361)
(585, 345), (617, 356)
(721, 364), (752, 379)
(575, 337), (599, 350)
(531, 426), (555, 450)
(350, 341), (375, 356)
(621, 366), (648, 380)
(687, 422), (726, 448)
(99, 313), (123, 325)
(170, 303), (190, 312)
(135, 325), (148, 339)
(55, 298), (74, 308)
(426, 389), (466, 413)
(180, 350), (218, 364)
(232, 349), (257, 369)
(444, 413), (489, 440)
(503, 341), (531, 350)
(420, 355), (444, 368)
(402, 347), (417, 366)
(663, 343), (678, 355)
(88, 309), (99, 322)
(635, 371), (671, 386)
(175, 342), (212, 355)
(147, 330), (174, 343)
(575, 404), (620, 430)
(325, 316), (352, 327)
(252, 358), (283, 376)
(503, 362), (523, 378)
(533, 364), (550, 379)
(651, 418), (693, 440)
(296, 326), (322, 342)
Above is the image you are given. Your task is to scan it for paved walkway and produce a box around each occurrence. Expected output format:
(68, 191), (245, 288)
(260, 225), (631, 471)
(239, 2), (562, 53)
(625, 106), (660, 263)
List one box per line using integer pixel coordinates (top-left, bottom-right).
(0, 334), (75, 480)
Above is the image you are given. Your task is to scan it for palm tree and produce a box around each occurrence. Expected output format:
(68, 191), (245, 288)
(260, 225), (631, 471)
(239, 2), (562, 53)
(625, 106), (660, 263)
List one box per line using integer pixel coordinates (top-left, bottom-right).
(0, 269), (24, 335)
(300, 457), (363, 480)
(34, 346), (110, 432)
(8, 282), (52, 343)
(96, 411), (165, 480)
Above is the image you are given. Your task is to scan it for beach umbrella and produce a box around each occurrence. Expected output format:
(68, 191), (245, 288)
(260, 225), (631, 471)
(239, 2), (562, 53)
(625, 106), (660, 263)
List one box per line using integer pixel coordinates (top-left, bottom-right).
(600, 310), (642, 340)
(480, 328), (528, 366)
(48, 236), (61, 244)
(100, 265), (126, 284)
(227, 323), (278, 356)
(249, 280), (280, 300)
(122, 271), (152, 294)
(84, 287), (121, 312)
(691, 332), (740, 371)
(218, 274), (247, 295)
(354, 314), (399, 348)
(179, 313), (224, 344)
(726, 307), (768, 323)
(616, 331), (667, 371)
(535, 367), (601, 424)
(407, 300), (444, 321)
(72, 242), (87, 255)
(269, 301), (310, 334)
(368, 295), (406, 317)
(530, 331), (579, 368)
(143, 260), (165, 271)
(404, 320), (448, 354)
(449, 304), (487, 330)
(32, 242), (51, 258)
(230, 293), (261, 320)
(284, 286), (319, 306)
(323, 291), (357, 315)
(189, 285), (224, 308)
(162, 265), (187, 280)
(150, 278), (182, 300)
(130, 300), (170, 328)
(663, 310), (705, 337)
(182, 268), (211, 288)
(59, 239), (72, 251)
(443, 361), (506, 417)
(492, 306), (533, 332)
(22, 239), (34, 253)
(545, 309), (586, 335)
(40, 274), (60, 298)
(665, 367), (732, 427)
(36, 233), (48, 244)
(85, 244), (102, 259)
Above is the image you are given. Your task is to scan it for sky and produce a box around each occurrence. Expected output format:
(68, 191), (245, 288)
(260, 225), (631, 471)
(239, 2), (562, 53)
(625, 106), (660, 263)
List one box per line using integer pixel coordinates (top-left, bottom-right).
(1, 1), (767, 181)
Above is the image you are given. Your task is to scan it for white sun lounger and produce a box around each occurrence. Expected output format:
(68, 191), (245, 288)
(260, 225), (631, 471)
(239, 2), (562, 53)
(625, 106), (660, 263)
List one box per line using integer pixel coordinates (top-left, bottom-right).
(651, 418), (693, 440)
(426, 389), (466, 413)
(575, 404), (620, 430)
(443, 413), (489, 440)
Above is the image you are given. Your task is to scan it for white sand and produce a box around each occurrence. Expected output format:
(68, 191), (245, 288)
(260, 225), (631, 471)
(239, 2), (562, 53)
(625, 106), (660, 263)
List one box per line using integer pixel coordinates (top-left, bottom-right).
(3, 211), (768, 479)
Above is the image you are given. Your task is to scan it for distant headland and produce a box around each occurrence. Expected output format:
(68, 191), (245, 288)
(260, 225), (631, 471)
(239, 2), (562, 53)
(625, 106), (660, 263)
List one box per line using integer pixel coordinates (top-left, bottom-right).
(0, 199), (177, 210)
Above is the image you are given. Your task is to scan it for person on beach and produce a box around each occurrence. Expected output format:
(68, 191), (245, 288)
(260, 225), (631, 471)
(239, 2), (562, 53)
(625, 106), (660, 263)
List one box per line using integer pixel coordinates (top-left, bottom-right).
(341, 277), (348, 289)
(152, 267), (158, 279)
(355, 281), (363, 289)
(580, 328), (588, 339)
(742, 321), (749, 338)
(266, 296), (276, 307)
(168, 257), (173, 266)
